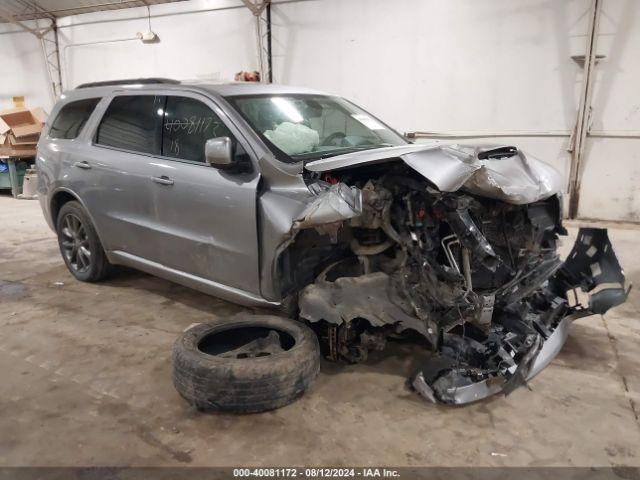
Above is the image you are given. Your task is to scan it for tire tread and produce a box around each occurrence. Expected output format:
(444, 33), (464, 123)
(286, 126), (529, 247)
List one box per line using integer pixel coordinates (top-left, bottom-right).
(172, 315), (320, 413)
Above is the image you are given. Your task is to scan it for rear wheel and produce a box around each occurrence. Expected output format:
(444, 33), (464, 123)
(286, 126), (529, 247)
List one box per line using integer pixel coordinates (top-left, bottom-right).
(56, 201), (112, 282)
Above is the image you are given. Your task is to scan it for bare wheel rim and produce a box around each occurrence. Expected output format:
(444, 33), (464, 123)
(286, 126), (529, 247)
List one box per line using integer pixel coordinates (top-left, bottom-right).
(197, 326), (296, 359)
(60, 213), (92, 274)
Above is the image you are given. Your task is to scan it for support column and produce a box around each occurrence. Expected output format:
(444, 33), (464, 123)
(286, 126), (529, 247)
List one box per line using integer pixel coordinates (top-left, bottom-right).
(241, 0), (273, 83)
(39, 19), (64, 100)
(568, 0), (602, 219)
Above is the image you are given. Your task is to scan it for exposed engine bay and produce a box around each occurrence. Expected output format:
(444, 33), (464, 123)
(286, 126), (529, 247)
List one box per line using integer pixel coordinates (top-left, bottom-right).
(278, 150), (629, 405)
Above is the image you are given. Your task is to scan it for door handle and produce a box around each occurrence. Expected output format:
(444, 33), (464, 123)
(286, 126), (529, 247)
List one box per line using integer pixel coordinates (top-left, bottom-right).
(151, 175), (174, 186)
(73, 161), (91, 170)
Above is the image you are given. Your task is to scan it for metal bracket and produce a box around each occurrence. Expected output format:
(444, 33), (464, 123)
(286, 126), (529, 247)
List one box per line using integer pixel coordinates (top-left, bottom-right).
(241, 0), (270, 16)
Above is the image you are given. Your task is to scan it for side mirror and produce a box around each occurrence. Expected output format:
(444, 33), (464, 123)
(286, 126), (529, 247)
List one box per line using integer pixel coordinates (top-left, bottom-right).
(205, 137), (234, 168)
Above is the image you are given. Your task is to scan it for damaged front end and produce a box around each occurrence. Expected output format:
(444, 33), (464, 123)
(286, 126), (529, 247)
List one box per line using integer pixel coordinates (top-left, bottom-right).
(412, 227), (629, 404)
(282, 145), (629, 405)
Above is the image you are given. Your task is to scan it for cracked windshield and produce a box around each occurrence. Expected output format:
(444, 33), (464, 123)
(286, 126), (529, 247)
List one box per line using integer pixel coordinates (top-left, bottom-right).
(227, 95), (407, 162)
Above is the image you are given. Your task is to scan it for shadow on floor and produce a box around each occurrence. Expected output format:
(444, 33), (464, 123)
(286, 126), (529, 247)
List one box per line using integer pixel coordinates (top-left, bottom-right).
(88, 262), (640, 409)
(101, 266), (248, 317)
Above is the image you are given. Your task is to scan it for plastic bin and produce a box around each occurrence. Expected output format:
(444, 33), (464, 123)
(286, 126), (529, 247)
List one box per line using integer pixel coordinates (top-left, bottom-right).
(0, 161), (28, 190)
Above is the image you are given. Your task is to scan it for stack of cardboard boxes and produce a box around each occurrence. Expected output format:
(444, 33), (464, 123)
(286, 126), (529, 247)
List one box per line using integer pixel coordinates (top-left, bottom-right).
(0, 106), (47, 157)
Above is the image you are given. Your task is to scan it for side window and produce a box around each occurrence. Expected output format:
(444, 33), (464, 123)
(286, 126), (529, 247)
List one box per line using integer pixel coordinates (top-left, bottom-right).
(162, 96), (233, 162)
(48, 98), (100, 139)
(96, 95), (161, 154)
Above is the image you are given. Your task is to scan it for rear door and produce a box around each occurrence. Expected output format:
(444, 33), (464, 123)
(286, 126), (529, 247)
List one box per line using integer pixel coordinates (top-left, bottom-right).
(84, 93), (165, 260)
(147, 93), (261, 294)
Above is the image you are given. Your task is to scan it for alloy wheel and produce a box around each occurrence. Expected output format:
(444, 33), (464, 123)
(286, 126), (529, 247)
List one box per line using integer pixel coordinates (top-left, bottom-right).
(59, 213), (92, 273)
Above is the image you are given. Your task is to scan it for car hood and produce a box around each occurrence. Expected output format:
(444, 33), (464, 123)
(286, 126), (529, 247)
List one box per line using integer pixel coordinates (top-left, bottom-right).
(304, 143), (563, 205)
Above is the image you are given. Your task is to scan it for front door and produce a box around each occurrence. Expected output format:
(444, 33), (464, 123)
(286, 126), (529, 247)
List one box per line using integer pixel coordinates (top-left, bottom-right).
(147, 94), (261, 295)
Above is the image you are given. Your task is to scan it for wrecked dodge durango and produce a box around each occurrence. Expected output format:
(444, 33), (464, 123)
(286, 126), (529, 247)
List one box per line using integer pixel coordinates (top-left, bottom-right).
(38, 81), (629, 405)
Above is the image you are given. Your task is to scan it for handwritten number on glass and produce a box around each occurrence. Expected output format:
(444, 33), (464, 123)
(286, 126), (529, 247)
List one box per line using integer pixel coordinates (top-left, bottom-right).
(164, 116), (222, 136)
(170, 138), (179, 155)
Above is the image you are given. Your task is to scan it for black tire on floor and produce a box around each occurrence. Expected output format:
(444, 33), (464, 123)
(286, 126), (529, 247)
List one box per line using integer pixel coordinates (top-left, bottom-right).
(172, 314), (321, 413)
(55, 200), (112, 282)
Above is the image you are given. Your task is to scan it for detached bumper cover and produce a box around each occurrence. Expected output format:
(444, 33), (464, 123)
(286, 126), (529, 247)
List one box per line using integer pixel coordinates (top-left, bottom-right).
(413, 228), (630, 405)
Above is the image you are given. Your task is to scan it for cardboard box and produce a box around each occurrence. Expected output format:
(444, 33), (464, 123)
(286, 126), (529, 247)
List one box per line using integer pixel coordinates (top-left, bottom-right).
(9, 133), (39, 145)
(0, 108), (43, 137)
(0, 106), (46, 157)
(0, 116), (9, 136)
(12, 96), (25, 108)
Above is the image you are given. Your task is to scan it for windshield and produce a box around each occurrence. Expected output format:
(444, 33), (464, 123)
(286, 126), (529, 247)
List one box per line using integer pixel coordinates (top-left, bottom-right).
(226, 94), (407, 163)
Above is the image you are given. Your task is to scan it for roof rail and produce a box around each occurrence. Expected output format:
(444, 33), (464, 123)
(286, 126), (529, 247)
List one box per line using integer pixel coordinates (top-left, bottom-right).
(76, 78), (180, 89)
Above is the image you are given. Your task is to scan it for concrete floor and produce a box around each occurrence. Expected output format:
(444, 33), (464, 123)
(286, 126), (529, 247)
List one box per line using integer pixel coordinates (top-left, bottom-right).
(0, 192), (639, 467)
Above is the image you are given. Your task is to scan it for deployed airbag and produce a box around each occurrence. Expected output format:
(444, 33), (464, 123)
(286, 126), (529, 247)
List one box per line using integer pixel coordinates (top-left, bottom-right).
(265, 122), (320, 155)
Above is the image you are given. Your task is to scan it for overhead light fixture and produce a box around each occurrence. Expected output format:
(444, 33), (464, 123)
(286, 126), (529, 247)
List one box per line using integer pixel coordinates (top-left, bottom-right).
(137, 30), (159, 43)
(137, 5), (160, 44)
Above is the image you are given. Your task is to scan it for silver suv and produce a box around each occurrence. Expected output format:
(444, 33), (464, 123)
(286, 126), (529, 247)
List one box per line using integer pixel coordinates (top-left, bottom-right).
(37, 79), (628, 404)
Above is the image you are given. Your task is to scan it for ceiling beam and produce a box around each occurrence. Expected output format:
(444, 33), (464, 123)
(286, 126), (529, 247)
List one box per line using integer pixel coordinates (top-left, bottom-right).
(22, 0), (56, 21)
(5, 0), (164, 20)
(0, 6), (45, 37)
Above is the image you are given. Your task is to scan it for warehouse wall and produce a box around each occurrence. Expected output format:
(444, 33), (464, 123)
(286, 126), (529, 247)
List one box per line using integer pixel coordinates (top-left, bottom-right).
(0, 21), (53, 111)
(57, 0), (256, 89)
(270, 0), (587, 190)
(577, 0), (640, 221)
(0, 0), (637, 221)
(270, 0), (640, 222)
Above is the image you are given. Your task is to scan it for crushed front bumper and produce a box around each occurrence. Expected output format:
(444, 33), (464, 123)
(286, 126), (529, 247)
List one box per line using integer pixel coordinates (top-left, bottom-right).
(413, 228), (630, 405)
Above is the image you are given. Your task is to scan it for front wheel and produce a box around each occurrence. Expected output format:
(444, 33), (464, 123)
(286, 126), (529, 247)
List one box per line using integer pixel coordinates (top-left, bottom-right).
(56, 201), (112, 282)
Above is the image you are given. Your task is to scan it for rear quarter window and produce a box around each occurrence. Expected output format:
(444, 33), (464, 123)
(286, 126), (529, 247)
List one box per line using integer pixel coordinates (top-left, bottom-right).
(48, 98), (100, 139)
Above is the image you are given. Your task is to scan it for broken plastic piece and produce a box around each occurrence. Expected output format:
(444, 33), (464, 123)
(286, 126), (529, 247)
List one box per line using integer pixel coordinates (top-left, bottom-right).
(557, 228), (630, 314)
(412, 228), (628, 405)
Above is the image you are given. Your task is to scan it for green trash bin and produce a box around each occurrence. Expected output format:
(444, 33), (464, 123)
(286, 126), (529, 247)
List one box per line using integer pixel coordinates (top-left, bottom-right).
(0, 160), (28, 191)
